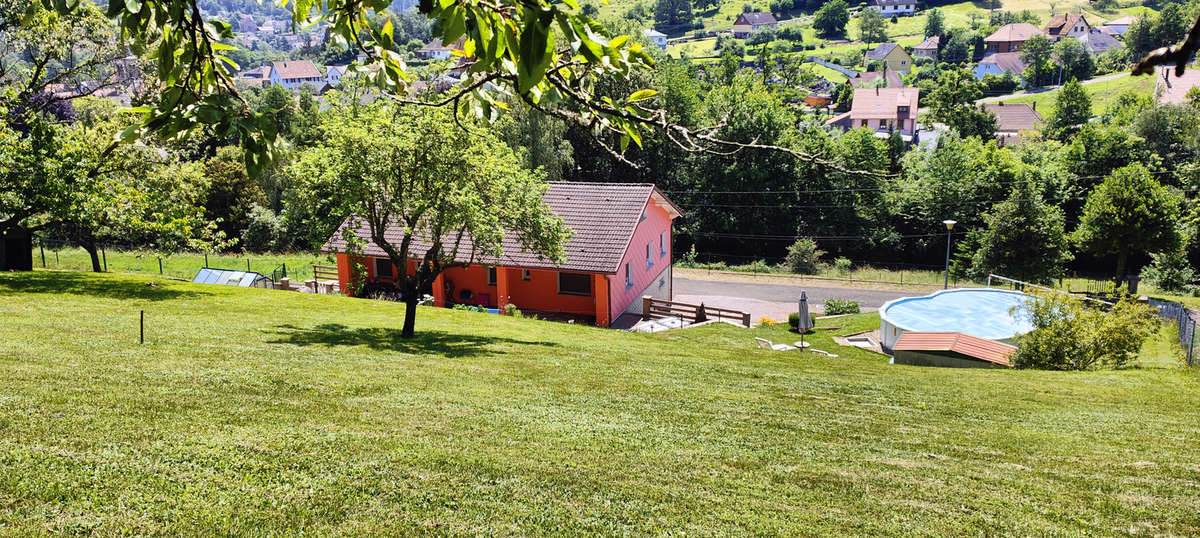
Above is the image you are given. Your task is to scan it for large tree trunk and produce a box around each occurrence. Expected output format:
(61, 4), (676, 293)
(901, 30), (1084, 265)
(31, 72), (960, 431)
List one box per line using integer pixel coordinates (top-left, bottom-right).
(402, 294), (418, 338)
(1115, 247), (1128, 287)
(82, 239), (102, 273)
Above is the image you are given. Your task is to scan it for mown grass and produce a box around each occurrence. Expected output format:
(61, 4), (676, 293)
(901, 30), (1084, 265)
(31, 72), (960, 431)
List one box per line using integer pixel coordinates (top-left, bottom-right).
(0, 270), (1197, 534)
(995, 73), (1158, 116)
(34, 246), (334, 282)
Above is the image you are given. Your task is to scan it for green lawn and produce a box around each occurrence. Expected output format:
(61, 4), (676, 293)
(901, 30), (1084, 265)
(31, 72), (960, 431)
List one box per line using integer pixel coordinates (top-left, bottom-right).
(995, 73), (1158, 117)
(35, 246), (334, 282)
(0, 270), (1197, 534)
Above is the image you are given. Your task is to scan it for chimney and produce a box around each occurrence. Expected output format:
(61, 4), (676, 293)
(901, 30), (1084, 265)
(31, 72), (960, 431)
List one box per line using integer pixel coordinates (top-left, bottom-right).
(1032, 102), (1036, 111)
(875, 86), (879, 95)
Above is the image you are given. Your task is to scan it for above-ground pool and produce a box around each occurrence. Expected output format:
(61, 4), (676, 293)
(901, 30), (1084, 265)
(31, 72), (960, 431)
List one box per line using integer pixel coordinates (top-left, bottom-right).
(880, 288), (1034, 350)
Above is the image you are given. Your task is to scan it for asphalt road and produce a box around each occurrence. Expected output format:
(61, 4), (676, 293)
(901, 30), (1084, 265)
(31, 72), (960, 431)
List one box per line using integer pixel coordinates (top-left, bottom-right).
(674, 277), (914, 311)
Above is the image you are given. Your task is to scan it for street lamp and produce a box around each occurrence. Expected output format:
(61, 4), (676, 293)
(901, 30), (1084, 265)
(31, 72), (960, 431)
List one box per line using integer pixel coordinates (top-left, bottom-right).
(943, 220), (957, 289)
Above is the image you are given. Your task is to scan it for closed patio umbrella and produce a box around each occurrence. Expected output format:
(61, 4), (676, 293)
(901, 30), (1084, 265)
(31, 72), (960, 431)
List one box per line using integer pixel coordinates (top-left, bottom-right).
(797, 291), (814, 350)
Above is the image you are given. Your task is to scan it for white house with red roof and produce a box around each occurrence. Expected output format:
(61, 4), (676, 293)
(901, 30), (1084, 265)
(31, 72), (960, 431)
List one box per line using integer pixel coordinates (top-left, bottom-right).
(868, 0), (916, 16)
(322, 182), (683, 327)
(267, 60), (324, 90)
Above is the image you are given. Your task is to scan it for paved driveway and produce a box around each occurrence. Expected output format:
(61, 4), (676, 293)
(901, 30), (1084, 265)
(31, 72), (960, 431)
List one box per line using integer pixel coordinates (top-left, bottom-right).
(674, 277), (916, 323)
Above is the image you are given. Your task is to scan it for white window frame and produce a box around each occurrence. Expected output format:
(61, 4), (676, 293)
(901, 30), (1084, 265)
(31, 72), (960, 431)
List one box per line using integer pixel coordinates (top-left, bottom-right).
(487, 266), (497, 286)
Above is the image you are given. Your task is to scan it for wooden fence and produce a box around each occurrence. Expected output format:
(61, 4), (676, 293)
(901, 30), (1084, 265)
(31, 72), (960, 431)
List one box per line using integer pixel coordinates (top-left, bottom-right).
(642, 296), (751, 327)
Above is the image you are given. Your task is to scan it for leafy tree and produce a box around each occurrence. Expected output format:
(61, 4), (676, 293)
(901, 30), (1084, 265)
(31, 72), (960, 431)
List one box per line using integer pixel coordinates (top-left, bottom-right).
(747, 26), (776, 45)
(813, 0), (850, 39)
(939, 27), (975, 64)
(924, 67), (996, 139)
(1047, 79), (1092, 140)
(784, 238), (825, 273)
(495, 104), (575, 182)
(923, 8), (945, 38)
(967, 180), (1071, 284)
(294, 104), (569, 338)
(1062, 124), (1148, 209)
(1131, 104), (1200, 184)
(858, 8), (888, 44)
(1020, 34), (1055, 88)
(1140, 247), (1196, 293)
(654, 0), (694, 28)
(203, 149), (267, 243)
(1012, 292), (1157, 370)
(1053, 38), (1095, 82)
(254, 85), (298, 139)
(1072, 163), (1182, 279)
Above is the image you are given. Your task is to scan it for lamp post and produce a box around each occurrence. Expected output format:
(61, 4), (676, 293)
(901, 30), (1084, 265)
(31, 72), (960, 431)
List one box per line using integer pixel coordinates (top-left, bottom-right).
(943, 220), (956, 289)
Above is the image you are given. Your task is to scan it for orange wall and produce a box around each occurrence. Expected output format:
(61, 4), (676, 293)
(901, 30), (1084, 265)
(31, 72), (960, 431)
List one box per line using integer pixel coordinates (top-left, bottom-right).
(332, 197), (674, 324)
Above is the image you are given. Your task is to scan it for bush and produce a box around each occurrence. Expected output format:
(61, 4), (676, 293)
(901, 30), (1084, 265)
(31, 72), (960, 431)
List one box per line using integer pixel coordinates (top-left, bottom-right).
(823, 299), (860, 315)
(784, 237), (825, 274)
(747, 26), (776, 45)
(1011, 292), (1158, 370)
(788, 311), (816, 330)
(832, 257), (852, 275)
(503, 302), (522, 317)
(1141, 248), (1196, 293)
(240, 203), (283, 253)
(777, 26), (805, 42)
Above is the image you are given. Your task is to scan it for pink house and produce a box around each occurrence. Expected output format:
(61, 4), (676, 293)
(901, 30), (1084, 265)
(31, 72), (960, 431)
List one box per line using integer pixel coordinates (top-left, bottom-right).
(322, 182), (683, 327)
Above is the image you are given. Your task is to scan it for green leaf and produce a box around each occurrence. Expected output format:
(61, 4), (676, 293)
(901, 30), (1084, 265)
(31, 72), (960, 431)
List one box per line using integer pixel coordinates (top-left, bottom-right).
(124, 0), (140, 14)
(116, 125), (139, 143)
(626, 89), (658, 103)
(516, 8), (554, 94)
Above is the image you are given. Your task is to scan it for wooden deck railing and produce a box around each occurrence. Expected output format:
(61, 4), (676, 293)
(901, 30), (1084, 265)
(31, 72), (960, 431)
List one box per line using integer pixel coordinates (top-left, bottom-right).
(313, 264), (339, 282)
(642, 296), (751, 327)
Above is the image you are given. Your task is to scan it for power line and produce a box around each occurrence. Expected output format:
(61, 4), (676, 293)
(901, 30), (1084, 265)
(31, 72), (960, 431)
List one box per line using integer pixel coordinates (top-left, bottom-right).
(663, 170), (1181, 196)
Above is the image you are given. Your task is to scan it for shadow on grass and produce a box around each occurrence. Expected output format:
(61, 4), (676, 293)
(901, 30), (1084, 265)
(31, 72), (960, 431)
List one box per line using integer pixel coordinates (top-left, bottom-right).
(0, 271), (210, 301)
(268, 323), (560, 358)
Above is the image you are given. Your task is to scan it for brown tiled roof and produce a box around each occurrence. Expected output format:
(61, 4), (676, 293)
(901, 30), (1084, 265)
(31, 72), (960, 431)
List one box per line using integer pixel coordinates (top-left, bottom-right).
(985, 23), (1041, 43)
(1045, 13), (1088, 38)
(849, 70), (904, 88)
(893, 332), (1016, 366)
(735, 12), (777, 25)
(985, 102), (1042, 132)
(849, 87), (919, 120)
(1156, 65), (1200, 105)
(270, 60), (321, 81)
(979, 52), (1026, 75)
(914, 35), (939, 50)
(322, 182), (683, 274)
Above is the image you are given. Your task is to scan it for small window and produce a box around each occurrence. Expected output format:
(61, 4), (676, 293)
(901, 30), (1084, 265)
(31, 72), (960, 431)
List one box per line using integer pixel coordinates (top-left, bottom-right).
(625, 263), (632, 288)
(487, 266), (497, 286)
(373, 258), (393, 279)
(640, 208), (647, 222)
(522, 269), (531, 281)
(660, 232), (667, 258)
(558, 272), (591, 296)
(646, 243), (653, 268)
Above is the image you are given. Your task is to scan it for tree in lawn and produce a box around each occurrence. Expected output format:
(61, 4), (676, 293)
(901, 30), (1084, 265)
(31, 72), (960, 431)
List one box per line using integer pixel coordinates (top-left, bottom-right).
(1053, 38), (1095, 83)
(298, 104), (570, 338)
(813, 0), (850, 39)
(1019, 34), (1055, 88)
(1047, 79), (1091, 141)
(1073, 163), (1182, 281)
(923, 8), (944, 39)
(968, 180), (1072, 285)
(858, 8), (888, 45)
(924, 67), (997, 139)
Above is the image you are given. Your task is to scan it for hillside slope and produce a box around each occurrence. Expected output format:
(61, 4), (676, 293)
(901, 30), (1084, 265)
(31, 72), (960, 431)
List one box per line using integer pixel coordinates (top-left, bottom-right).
(0, 271), (1197, 534)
